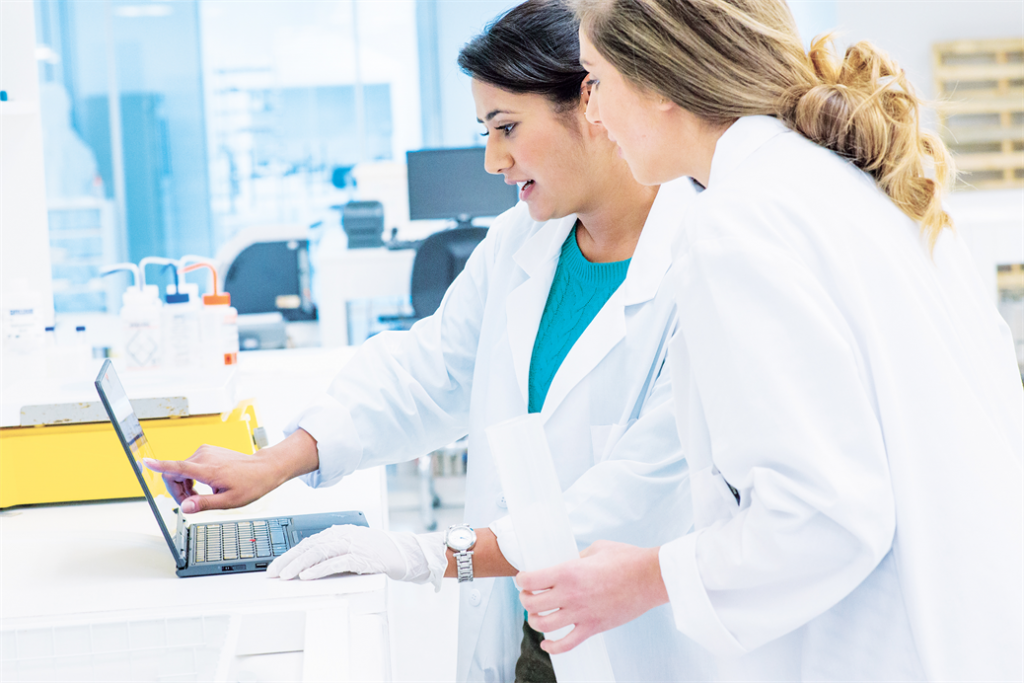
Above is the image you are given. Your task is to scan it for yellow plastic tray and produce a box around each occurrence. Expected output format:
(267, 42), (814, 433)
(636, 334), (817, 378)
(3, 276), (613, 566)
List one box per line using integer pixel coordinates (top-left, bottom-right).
(0, 400), (260, 508)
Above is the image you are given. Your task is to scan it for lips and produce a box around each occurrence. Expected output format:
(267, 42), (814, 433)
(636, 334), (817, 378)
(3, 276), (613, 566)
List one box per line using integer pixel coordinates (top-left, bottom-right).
(517, 180), (535, 200)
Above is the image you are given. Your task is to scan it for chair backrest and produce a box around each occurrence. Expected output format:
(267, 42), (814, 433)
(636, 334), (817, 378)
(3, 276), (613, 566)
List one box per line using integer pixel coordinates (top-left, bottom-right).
(223, 240), (316, 320)
(410, 227), (488, 319)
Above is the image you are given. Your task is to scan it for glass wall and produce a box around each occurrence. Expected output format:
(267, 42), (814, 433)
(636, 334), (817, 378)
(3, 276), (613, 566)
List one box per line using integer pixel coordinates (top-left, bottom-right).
(34, 0), (421, 314)
(199, 1), (421, 246)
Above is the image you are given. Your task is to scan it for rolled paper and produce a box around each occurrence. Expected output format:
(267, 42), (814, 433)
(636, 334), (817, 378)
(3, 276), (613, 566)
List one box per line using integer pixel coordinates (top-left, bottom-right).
(486, 414), (616, 683)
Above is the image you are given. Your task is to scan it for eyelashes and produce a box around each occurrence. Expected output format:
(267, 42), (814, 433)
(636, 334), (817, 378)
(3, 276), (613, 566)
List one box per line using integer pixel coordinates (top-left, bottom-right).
(480, 123), (516, 137)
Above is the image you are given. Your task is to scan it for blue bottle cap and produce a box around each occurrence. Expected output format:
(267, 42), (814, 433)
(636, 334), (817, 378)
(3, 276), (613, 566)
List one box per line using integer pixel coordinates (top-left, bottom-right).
(166, 293), (190, 304)
(75, 325), (86, 332)
(45, 326), (55, 332)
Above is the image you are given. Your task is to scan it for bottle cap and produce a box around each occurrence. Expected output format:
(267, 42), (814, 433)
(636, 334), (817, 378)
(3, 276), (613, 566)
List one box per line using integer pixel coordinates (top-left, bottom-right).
(76, 325), (86, 332)
(166, 293), (190, 304)
(203, 292), (231, 306)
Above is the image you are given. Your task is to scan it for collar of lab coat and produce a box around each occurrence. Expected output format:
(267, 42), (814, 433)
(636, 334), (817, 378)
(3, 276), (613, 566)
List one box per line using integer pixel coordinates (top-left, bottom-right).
(707, 115), (790, 189)
(506, 178), (693, 417)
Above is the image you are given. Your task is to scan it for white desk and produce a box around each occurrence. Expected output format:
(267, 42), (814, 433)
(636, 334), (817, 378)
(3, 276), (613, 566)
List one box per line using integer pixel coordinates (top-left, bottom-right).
(1, 347), (394, 682)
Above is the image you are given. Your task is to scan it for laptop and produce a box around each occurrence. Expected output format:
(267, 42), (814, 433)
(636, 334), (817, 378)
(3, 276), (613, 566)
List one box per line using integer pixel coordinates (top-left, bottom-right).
(94, 358), (368, 577)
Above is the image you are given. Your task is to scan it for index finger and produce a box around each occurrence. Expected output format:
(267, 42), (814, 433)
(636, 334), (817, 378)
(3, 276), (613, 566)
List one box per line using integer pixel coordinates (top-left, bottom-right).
(515, 565), (561, 593)
(143, 458), (203, 480)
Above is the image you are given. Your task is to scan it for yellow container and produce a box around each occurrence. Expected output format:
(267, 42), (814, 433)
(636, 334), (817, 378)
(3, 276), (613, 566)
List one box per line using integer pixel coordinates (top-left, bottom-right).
(0, 400), (260, 508)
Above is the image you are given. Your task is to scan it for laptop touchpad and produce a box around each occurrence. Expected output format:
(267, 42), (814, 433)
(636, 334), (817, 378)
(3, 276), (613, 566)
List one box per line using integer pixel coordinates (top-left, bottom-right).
(290, 529), (322, 544)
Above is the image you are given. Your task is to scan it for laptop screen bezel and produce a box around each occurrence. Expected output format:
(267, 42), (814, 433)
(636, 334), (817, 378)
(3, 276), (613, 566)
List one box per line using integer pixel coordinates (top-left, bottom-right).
(94, 359), (187, 568)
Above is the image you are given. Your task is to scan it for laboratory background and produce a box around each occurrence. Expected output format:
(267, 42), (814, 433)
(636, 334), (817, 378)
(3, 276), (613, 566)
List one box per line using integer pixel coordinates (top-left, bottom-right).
(1, 1), (1021, 682)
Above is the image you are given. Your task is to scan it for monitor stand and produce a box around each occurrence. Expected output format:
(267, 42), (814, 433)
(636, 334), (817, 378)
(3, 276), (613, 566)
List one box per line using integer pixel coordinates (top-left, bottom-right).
(453, 214), (476, 231)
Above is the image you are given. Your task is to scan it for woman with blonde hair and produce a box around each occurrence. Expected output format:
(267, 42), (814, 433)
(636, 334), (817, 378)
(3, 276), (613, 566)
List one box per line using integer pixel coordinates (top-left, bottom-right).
(517, 1), (1024, 680)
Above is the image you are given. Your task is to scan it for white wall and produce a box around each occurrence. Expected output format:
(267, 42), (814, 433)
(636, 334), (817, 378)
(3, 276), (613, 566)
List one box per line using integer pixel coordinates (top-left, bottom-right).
(833, 0), (1022, 101)
(819, 0), (1024, 284)
(1, 1), (54, 324)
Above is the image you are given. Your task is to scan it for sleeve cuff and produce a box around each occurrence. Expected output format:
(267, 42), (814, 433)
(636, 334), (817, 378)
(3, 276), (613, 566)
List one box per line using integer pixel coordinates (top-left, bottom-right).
(488, 515), (525, 571)
(285, 394), (364, 488)
(659, 531), (748, 657)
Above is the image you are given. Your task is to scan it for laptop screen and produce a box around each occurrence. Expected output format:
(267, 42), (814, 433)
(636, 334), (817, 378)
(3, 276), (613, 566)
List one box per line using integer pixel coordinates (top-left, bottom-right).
(95, 359), (186, 567)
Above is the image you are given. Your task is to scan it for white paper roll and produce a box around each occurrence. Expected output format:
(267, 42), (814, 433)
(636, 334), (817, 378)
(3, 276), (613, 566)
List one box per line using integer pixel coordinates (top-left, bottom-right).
(486, 414), (616, 683)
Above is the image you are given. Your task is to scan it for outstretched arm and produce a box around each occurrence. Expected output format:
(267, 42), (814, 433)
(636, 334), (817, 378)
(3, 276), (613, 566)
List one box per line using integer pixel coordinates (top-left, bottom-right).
(144, 428), (319, 513)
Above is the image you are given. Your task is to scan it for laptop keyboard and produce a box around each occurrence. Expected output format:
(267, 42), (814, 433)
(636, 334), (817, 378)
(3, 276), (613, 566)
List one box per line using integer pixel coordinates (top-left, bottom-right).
(193, 519), (290, 564)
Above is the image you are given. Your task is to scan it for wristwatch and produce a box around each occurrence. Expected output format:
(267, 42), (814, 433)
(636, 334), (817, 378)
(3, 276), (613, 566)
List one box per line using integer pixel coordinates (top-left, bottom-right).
(445, 524), (477, 583)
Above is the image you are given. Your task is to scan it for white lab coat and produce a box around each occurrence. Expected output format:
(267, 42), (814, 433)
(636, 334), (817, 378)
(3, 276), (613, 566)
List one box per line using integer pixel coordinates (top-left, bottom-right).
(289, 177), (711, 681)
(660, 116), (1024, 681)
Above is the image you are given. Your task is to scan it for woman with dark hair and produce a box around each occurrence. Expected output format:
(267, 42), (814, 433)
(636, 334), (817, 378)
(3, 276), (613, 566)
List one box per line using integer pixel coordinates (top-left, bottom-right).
(147, 1), (706, 680)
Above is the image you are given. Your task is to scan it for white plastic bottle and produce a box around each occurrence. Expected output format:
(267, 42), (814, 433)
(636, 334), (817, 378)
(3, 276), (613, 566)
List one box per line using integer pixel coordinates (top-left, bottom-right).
(182, 261), (239, 368)
(202, 292), (239, 367)
(102, 262), (162, 370)
(161, 285), (203, 371)
(2, 279), (44, 354)
(121, 285), (163, 369)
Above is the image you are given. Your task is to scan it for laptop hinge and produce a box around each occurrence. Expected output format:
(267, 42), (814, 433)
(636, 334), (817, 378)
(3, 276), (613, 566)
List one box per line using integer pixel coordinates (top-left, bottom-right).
(174, 507), (188, 568)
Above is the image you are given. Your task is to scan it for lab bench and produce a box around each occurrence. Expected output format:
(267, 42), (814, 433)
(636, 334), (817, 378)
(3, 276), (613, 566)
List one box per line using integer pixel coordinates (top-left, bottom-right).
(0, 347), (401, 682)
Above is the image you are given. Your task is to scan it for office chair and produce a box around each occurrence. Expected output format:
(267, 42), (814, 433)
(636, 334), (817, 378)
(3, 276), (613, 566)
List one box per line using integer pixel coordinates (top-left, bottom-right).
(410, 226), (488, 318)
(378, 226), (488, 328)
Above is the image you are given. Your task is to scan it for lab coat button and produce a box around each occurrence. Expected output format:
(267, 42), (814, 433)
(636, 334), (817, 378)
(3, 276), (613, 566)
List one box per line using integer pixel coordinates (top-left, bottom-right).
(496, 496), (507, 509)
(469, 589), (482, 606)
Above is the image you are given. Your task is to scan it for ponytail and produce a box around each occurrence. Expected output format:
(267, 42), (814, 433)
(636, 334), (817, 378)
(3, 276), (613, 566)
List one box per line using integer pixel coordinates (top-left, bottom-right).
(575, 0), (956, 248)
(782, 36), (955, 248)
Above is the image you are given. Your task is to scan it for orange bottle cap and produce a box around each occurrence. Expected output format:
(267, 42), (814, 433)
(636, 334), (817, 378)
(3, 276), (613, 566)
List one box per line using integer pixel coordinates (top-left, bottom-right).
(203, 293), (231, 306)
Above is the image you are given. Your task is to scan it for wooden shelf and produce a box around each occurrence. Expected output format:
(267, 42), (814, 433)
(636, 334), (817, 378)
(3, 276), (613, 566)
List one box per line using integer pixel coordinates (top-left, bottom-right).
(934, 38), (1024, 190)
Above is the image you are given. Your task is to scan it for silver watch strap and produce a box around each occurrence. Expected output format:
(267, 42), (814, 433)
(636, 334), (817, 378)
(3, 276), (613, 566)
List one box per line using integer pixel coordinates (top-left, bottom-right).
(454, 550), (474, 582)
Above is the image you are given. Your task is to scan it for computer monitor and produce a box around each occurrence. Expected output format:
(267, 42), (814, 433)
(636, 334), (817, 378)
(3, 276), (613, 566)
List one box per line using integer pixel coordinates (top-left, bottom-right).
(407, 147), (519, 228)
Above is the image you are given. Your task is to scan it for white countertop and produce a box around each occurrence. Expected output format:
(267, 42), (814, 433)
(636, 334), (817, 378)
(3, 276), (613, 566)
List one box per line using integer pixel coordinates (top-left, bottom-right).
(1, 346), (394, 682)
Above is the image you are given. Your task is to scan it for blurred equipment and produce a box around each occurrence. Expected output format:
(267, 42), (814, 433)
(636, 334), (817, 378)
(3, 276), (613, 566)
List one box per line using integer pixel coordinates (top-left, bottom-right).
(1, 384), (259, 509)
(340, 200), (385, 249)
(222, 240), (316, 322)
(407, 147), (518, 228)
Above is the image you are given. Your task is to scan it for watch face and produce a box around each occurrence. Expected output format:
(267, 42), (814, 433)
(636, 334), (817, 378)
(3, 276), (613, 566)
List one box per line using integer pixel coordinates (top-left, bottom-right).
(446, 525), (476, 552)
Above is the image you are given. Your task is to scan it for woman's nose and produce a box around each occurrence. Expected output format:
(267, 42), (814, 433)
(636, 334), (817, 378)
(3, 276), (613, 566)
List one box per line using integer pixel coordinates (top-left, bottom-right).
(483, 137), (511, 175)
(585, 89), (601, 125)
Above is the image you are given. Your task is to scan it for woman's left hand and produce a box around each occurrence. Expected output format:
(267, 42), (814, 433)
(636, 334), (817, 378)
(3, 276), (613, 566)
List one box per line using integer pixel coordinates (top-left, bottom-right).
(517, 540), (669, 654)
(268, 525), (447, 589)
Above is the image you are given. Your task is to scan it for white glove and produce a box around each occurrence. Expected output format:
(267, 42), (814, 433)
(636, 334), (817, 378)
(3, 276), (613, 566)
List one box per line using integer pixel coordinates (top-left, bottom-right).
(267, 525), (448, 590)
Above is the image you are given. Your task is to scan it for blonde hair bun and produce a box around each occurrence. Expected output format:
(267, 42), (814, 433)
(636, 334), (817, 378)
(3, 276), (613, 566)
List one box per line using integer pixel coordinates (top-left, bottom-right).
(789, 36), (955, 246)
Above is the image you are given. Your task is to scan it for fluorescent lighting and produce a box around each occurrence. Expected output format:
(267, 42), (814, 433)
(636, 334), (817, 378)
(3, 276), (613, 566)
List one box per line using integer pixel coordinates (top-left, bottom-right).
(35, 45), (61, 64)
(114, 5), (174, 18)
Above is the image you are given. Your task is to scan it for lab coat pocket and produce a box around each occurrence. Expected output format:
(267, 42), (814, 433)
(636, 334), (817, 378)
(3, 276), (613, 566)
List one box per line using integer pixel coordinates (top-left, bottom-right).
(590, 422), (630, 463)
(690, 466), (741, 530)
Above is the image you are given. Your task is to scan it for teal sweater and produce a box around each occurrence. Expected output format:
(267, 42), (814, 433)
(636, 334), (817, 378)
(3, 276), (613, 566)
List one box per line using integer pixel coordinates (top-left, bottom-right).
(528, 227), (631, 413)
